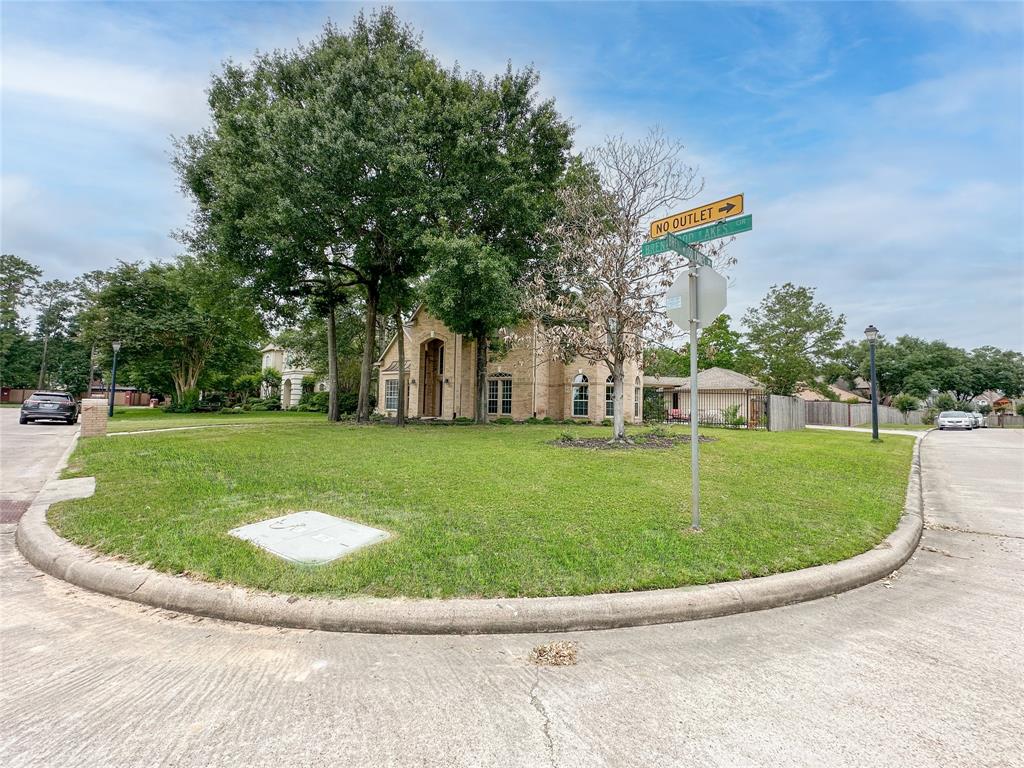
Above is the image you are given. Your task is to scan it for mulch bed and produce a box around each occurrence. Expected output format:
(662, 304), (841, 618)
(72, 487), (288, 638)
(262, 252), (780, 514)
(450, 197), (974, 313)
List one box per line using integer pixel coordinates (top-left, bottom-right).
(550, 431), (717, 450)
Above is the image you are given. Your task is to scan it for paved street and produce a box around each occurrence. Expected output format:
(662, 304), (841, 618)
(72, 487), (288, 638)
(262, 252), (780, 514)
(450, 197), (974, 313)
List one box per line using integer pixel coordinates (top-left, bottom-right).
(1, 418), (1022, 767)
(0, 408), (79, 525)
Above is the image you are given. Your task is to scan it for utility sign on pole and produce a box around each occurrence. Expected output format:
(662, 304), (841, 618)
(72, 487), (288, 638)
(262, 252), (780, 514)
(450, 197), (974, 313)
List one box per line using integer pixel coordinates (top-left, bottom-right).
(653, 200), (749, 531)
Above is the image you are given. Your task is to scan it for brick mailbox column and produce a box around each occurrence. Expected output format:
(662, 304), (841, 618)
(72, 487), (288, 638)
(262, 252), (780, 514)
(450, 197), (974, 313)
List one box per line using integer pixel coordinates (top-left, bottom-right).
(80, 398), (110, 437)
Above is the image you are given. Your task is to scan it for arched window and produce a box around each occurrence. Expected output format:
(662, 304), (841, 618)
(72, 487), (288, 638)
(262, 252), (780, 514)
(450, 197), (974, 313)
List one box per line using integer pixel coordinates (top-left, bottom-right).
(606, 375), (615, 417)
(634, 376), (642, 419)
(572, 374), (589, 417)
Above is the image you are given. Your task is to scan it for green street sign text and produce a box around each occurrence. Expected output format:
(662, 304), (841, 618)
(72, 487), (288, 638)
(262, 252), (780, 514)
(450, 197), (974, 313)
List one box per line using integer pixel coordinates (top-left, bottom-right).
(642, 214), (753, 258)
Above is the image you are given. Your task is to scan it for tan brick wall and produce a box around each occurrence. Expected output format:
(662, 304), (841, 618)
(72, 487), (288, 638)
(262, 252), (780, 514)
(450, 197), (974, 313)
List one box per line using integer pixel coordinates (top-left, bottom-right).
(375, 309), (643, 423)
(80, 398), (109, 437)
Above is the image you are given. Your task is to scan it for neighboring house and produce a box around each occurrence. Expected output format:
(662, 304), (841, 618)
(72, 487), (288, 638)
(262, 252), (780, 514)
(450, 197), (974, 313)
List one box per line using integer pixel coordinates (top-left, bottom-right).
(644, 367), (765, 426)
(833, 376), (871, 399)
(260, 343), (325, 409)
(971, 389), (1004, 410)
(374, 306), (643, 423)
(991, 395), (1015, 413)
(796, 383), (868, 403)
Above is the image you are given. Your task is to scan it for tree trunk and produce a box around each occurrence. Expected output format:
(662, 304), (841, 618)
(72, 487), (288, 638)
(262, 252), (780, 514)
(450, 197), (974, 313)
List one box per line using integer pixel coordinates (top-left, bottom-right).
(37, 334), (50, 389)
(475, 329), (488, 424)
(611, 358), (627, 443)
(326, 303), (340, 422)
(394, 309), (406, 427)
(356, 282), (379, 423)
(88, 343), (96, 396)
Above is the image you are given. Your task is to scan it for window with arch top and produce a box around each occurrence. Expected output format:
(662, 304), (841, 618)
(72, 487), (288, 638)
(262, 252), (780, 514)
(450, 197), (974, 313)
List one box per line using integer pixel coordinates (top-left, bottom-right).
(606, 375), (615, 417)
(572, 373), (589, 417)
(634, 376), (642, 419)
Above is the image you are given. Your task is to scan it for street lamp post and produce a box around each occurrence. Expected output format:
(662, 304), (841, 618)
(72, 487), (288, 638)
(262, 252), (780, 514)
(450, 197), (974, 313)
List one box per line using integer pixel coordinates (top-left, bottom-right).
(108, 341), (122, 418)
(864, 325), (879, 440)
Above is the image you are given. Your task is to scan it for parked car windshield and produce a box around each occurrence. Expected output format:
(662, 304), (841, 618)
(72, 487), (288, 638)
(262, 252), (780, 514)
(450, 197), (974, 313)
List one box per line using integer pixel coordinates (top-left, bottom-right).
(29, 393), (73, 402)
(939, 411), (966, 418)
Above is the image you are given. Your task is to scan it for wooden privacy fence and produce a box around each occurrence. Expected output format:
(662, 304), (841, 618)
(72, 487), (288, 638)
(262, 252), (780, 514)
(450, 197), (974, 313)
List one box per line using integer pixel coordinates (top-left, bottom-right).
(804, 400), (923, 427)
(987, 414), (1024, 428)
(767, 395), (806, 431)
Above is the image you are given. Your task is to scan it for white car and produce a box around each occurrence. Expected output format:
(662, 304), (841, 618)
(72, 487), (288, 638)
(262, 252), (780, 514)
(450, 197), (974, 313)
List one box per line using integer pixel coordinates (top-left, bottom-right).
(970, 411), (986, 428)
(936, 411), (973, 430)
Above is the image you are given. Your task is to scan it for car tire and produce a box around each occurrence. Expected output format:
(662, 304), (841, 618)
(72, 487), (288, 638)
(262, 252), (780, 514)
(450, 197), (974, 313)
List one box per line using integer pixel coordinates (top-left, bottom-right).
(19, 415), (28, 425)
(66, 416), (77, 425)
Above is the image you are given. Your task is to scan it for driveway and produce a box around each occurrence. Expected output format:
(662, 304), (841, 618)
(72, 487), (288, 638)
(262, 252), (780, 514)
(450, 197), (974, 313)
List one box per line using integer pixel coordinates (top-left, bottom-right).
(0, 407), (79, 525)
(1, 426), (1021, 767)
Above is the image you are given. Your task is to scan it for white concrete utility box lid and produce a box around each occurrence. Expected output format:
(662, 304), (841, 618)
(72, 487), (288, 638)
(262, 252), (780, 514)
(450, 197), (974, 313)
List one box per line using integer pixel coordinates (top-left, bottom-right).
(229, 511), (388, 565)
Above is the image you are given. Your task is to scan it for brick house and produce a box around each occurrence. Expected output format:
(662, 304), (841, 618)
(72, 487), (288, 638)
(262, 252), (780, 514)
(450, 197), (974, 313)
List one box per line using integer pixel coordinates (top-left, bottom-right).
(260, 343), (326, 409)
(374, 306), (644, 423)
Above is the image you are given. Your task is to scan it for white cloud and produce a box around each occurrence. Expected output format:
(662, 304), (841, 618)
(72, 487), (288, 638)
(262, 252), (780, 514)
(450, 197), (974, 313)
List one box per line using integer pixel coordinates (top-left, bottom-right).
(1, 45), (209, 131)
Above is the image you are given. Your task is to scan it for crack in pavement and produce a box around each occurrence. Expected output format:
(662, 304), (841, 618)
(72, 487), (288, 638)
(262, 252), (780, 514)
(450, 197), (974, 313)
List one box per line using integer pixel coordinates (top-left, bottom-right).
(924, 522), (1024, 541)
(529, 670), (557, 768)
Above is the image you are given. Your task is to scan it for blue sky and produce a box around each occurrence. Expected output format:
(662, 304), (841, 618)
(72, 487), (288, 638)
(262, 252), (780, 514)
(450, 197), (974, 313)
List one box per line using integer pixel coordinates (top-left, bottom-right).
(2, 1), (1022, 349)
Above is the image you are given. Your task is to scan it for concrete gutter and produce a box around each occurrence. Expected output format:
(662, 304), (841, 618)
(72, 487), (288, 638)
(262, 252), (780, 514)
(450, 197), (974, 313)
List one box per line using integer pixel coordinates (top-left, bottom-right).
(16, 433), (926, 635)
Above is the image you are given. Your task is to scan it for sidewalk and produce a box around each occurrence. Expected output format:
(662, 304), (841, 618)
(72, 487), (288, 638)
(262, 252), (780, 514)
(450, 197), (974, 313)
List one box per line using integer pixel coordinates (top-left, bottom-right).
(807, 424), (928, 437)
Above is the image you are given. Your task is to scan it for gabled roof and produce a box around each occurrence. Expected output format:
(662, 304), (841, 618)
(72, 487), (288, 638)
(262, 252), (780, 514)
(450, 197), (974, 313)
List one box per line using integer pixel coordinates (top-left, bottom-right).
(796, 384), (868, 403)
(645, 367), (762, 391)
(374, 304), (424, 367)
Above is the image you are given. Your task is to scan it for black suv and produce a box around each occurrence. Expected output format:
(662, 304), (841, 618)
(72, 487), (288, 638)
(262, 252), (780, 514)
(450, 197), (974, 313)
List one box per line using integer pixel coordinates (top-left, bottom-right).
(20, 392), (81, 425)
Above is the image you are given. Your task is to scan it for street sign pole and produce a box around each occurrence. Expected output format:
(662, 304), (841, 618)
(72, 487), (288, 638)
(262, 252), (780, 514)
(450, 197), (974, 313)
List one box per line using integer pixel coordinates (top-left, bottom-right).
(653, 200), (750, 532)
(688, 260), (700, 530)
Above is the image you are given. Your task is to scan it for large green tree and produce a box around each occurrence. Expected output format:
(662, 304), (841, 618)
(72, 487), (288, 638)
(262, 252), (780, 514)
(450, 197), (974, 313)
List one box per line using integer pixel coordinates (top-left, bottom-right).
(742, 283), (846, 395)
(644, 314), (754, 378)
(0, 254), (42, 387)
(82, 259), (263, 402)
(423, 67), (572, 423)
(177, 11), (451, 423)
(32, 279), (78, 389)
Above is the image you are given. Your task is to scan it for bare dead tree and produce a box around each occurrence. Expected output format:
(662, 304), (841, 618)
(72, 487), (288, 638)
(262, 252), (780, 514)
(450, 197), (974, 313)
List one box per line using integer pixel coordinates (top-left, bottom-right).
(525, 128), (727, 443)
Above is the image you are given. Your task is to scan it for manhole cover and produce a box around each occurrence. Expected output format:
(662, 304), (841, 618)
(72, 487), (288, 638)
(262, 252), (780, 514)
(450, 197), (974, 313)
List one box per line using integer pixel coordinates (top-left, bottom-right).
(0, 500), (30, 524)
(229, 511), (388, 565)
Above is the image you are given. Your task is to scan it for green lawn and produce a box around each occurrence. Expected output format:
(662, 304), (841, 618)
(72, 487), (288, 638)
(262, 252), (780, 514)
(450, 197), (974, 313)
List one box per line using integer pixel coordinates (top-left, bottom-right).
(106, 406), (322, 433)
(52, 419), (914, 599)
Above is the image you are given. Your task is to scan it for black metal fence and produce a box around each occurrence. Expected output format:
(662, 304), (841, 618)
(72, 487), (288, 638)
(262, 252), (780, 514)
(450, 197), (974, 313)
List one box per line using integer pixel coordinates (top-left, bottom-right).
(649, 388), (768, 430)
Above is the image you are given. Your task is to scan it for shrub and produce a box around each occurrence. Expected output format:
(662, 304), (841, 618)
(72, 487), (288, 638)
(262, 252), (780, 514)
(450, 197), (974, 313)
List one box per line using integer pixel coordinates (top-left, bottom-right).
(600, 418), (613, 427)
(647, 424), (668, 438)
(525, 416), (543, 424)
(164, 388), (201, 413)
(722, 404), (746, 427)
(337, 391), (359, 414)
(492, 417), (515, 425)
(264, 396), (281, 411)
(558, 431), (577, 442)
(541, 416), (554, 424)
(920, 407), (938, 425)
(453, 416), (475, 425)
(234, 373), (262, 402)
(934, 393), (956, 411)
(892, 393), (919, 423)
(1017, 402), (1024, 417)
(298, 390), (330, 413)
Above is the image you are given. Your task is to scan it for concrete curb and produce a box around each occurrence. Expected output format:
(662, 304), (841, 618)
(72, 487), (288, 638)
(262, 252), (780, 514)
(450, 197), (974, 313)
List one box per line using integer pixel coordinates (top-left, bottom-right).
(16, 433), (925, 635)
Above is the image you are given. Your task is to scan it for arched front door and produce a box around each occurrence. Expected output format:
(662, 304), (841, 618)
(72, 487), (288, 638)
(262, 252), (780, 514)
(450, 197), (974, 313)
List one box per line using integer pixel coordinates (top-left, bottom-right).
(420, 338), (444, 417)
(281, 379), (292, 409)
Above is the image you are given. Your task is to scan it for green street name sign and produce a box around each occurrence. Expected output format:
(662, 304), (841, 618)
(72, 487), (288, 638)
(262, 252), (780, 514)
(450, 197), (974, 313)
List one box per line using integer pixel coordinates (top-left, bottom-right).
(642, 214), (753, 258)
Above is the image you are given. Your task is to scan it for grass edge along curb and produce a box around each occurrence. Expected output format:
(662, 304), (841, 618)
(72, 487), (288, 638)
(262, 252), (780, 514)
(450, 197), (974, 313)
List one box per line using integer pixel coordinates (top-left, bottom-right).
(16, 433), (926, 635)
